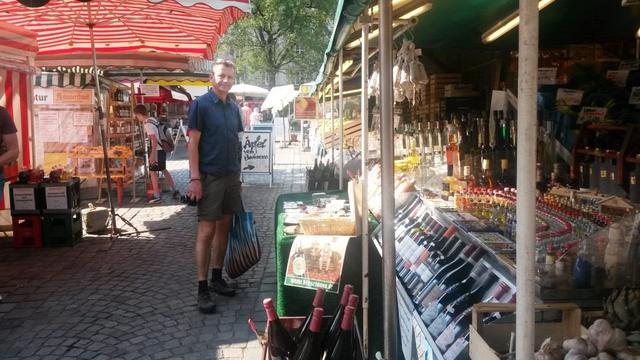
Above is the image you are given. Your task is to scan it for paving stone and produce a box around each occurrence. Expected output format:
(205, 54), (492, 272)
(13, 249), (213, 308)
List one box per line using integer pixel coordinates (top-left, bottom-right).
(0, 145), (311, 359)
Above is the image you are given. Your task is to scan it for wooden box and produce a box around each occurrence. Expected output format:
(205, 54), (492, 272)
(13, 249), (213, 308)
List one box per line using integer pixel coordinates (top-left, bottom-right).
(469, 303), (582, 360)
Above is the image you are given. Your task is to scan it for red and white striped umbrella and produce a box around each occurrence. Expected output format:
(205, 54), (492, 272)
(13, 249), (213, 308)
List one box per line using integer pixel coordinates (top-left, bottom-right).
(0, 0), (251, 58)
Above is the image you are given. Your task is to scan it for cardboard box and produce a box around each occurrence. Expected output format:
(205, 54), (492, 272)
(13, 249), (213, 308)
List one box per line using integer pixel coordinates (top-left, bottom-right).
(469, 303), (581, 360)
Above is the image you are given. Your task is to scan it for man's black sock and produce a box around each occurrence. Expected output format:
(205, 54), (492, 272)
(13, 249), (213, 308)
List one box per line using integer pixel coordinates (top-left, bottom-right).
(211, 268), (222, 282)
(198, 280), (209, 294)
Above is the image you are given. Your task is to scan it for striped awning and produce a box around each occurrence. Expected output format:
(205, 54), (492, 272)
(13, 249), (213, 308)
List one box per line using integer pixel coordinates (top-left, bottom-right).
(0, 0), (250, 59)
(33, 72), (93, 88)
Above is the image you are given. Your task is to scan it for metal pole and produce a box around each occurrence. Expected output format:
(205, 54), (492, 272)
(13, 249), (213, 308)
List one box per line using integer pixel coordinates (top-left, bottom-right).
(338, 49), (344, 191)
(360, 17), (370, 358)
(516, 0), (538, 358)
(321, 89), (325, 154)
(87, 12), (117, 235)
(331, 80), (335, 164)
(379, 0), (397, 358)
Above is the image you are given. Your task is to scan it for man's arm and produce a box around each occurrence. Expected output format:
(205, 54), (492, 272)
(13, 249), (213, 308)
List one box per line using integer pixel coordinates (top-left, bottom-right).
(148, 134), (159, 164)
(188, 129), (201, 180)
(0, 133), (19, 166)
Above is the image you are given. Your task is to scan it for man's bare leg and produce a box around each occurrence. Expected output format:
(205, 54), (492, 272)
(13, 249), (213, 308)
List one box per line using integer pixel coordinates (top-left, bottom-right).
(196, 220), (216, 313)
(209, 214), (235, 296)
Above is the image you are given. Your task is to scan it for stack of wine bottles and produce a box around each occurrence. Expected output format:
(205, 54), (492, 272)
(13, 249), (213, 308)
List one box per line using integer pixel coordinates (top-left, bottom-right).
(393, 196), (516, 359)
(262, 284), (365, 360)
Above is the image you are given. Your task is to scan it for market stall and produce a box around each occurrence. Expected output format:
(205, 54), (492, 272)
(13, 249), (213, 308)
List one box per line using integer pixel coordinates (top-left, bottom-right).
(272, 0), (640, 359)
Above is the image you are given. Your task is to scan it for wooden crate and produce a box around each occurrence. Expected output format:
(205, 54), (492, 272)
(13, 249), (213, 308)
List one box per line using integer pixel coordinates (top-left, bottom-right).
(469, 303), (582, 360)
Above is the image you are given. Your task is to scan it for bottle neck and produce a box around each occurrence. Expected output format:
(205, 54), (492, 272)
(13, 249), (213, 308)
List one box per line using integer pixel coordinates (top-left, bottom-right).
(309, 308), (324, 333)
(340, 306), (356, 331)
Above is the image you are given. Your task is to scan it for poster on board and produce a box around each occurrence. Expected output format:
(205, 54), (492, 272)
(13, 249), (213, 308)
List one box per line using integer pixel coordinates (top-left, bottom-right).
(294, 96), (317, 120)
(241, 131), (272, 174)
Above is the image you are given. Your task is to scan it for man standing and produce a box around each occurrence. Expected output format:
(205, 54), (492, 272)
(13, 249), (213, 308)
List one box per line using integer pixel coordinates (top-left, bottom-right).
(186, 60), (242, 313)
(240, 102), (252, 130)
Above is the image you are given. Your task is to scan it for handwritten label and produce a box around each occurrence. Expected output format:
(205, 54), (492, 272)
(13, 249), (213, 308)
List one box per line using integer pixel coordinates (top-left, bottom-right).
(606, 70), (630, 87)
(241, 131), (271, 174)
(45, 186), (68, 210)
(538, 67), (558, 85)
(578, 107), (607, 124)
(11, 187), (36, 211)
(556, 88), (584, 106)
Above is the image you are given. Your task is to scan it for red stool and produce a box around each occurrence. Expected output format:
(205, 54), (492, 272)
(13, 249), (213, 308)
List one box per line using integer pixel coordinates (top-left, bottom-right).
(11, 215), (43, 248)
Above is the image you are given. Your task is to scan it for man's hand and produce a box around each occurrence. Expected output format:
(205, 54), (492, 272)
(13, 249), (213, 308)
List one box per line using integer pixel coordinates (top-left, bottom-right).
(187, 179), (203, 201)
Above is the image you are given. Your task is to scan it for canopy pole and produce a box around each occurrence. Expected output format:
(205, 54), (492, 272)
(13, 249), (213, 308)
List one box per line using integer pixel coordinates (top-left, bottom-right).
(331, 80), (335, 164)
(516, 0), (539, 358)
(321, 89), (325, 154)
(360, 17), (370, 359)
(379, 0), (397, 358)
(88, 14), (117, 236)
(339, 49), (344, 190)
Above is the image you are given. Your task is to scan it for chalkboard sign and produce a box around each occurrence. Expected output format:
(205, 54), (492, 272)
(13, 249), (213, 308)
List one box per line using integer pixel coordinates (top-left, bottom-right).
(241, 131), (272, 174)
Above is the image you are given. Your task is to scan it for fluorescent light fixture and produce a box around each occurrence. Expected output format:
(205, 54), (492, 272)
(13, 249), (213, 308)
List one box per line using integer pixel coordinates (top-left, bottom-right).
(335, 59), (354, 76)
(370, 0), (408, 16)
(636, 27), (640, 38)
(345, 28), (380, 50)
(399, 3), (432, 19)
(481, 0), (556, 44)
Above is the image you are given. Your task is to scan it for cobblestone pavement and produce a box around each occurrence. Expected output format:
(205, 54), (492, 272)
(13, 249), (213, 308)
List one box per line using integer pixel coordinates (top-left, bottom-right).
(0, 141), (314, 359)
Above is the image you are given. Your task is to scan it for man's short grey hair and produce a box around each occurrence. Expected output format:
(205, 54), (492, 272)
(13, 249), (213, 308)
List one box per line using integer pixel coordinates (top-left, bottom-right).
(211, 59), (236, 75)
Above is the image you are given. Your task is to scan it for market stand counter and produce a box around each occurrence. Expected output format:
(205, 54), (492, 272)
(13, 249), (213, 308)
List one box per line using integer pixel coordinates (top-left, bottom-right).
(274, 191), (363, 316)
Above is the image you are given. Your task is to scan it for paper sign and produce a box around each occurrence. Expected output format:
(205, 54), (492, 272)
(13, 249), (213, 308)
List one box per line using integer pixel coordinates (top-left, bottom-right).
(53, 88), (93, 105)
(73, 112), (94, 126)
(11, 187), (36, 211)
(556, 88), (584, 106)
(629, 87), (640, 105)
(538, 67), (558, 85)
(140, 84), (160, 97)
(578, 107), (608, 124)
(33, 88), (53, 105)
(45, 186), (68, 210)
(284, 235), (351, 293)
(241, 131), (271, 174)
(37, 111), (60, 142)
(606, 70), (630, 87)
(619, 60), (640, 71)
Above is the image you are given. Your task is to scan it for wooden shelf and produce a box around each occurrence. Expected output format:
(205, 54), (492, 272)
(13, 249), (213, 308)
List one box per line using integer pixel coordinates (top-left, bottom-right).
(585, 123), (630, 131)
(574, 149), (621, 159)
(111, 101), (130, 106)
(626, 157), (640, 164)
(108, 133), (137, 138)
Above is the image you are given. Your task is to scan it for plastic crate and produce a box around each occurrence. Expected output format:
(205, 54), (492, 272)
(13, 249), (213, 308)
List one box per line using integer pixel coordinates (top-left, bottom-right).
(9, 183), (44, 215)
(41, 178), (81, 213)
(42, 208), (82, 247)
(11, 214), (43, 248)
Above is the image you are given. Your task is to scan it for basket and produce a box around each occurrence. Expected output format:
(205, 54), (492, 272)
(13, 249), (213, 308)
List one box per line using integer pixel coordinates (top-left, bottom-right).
(299, 216), (356, 236)
(469, 303), (582, 360)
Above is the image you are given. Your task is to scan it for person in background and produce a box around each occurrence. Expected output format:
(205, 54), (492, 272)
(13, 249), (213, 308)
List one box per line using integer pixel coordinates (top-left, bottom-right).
(0, 106), (19, 191)
(133, 104), (180, 203)
(249, 107), (263, 129)
(240, 102), (252, 130)
(186, 60), (243, 313)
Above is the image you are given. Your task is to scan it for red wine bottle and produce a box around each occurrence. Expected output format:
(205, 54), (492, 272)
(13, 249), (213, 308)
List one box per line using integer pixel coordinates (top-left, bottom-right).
(325, 305), (356, 359)
(263, 298), (297, 359)
(294, 287), (326, 342)
(325, 284), (353, 348)
(292, 307), (324, 360)
(346, 295), (366, 360)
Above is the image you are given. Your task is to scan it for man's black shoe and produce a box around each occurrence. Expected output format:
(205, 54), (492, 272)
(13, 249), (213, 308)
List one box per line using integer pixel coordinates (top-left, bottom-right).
(198, 291), (216, 313)
(209, 279), (236, 297)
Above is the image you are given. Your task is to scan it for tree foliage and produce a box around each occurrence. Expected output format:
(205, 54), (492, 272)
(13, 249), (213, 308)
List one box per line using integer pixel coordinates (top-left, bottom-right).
(218, 0), (338, 88)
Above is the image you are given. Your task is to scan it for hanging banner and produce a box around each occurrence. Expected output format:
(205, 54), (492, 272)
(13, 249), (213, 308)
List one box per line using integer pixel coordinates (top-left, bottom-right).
(52, 88), (93, 105)
(33, 88), (54, 105)
(140, 84), (160, 97)
(241, 131), (272, 174)
(294, 96), (317, 120)
(284, 235), (351, 293)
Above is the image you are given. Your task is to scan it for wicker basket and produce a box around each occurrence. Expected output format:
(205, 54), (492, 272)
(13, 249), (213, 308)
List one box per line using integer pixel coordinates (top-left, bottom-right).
(299, 216), (356, 236)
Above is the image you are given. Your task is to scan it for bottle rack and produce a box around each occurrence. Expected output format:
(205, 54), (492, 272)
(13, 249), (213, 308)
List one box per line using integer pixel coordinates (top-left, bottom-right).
(371, 194), (517, 360)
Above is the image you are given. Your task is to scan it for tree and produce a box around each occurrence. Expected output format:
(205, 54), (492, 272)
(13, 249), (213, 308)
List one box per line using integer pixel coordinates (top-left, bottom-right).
(218, 0), (338, 88)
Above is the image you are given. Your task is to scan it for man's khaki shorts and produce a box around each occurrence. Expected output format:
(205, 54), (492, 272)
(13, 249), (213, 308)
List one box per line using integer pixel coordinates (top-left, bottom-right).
(197, 173), (242, 221)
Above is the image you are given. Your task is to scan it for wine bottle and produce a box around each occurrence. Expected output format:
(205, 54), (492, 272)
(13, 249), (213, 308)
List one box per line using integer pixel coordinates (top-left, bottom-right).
(497, 159), (512, 188)
(630, 159), (640, 203)
(325, 306), (356, 360)
(292, 307), (324, 360)
(419, 265), (487, 325)
(294, 287), (326, 342)
(427, 273), (499, 337)
(263, 298), (297, 359)
(443, 334), (470, 360)
(325, 284), (353, 348)
(347, 295), (365, 360)
(477, 159), (494, 188)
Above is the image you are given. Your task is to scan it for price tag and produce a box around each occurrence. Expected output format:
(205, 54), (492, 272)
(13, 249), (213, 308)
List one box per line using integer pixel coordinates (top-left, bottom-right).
(578, 107), (607, 124)
(556, 88), (584, 106)
(538, 67), (558, 85)
(606, 70), (630, 87)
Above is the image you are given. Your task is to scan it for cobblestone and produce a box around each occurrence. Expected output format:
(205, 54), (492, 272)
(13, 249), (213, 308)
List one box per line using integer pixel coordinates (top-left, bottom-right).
(0, 143), (313, 359)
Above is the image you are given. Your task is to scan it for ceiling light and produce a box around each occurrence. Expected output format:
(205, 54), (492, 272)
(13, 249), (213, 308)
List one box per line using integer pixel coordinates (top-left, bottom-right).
(481, 0), (556, 44)
(399, 3), (432, 20)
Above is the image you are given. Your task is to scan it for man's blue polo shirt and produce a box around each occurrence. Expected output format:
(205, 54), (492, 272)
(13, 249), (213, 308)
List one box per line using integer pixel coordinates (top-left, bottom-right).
(187, 91), (243, 176)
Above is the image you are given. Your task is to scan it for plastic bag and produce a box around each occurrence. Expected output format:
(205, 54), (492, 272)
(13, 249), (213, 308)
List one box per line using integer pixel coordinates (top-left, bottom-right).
(224, 209), (261, 279)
